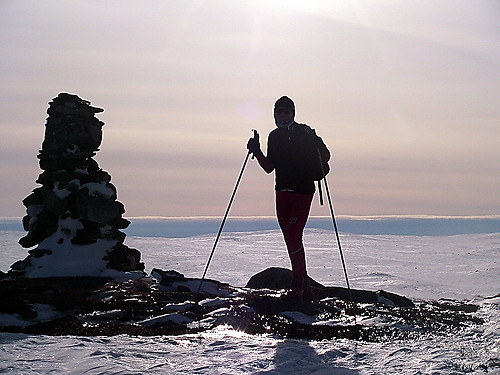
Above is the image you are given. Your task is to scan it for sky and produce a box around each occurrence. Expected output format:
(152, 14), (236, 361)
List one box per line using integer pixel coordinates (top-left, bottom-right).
(1, 0), (499, 219)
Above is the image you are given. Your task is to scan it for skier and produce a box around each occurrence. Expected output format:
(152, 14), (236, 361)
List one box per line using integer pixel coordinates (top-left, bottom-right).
(247, 96), (330, 300)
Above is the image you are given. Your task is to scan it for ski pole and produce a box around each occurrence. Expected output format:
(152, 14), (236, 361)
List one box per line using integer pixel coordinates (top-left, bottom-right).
(317, 149), (356, 322)
(317, 180), (324, 206)
(197, 149), (252, 293)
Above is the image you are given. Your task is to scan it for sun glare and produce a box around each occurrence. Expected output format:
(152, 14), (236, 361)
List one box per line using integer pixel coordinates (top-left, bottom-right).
(256, 0), (332, 14)
(256, 0), (359, 18)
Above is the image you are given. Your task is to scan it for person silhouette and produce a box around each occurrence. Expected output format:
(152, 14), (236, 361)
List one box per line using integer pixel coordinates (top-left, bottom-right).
(247, 96), (330, 300)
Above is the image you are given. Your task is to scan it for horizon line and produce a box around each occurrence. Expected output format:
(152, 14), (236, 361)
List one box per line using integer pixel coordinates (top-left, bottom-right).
(2, 215), (500, 221)
(126, 214), (500, 220)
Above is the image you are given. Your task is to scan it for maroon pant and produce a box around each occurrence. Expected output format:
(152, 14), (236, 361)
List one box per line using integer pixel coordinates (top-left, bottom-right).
(275, 190), (313, 295)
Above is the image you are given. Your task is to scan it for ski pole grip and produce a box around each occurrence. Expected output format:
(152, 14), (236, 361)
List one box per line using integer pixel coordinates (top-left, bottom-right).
(251, 129), (259, 159)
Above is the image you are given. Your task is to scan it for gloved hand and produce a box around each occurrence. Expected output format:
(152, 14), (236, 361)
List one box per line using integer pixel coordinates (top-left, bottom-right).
(247, 130), (261, 156)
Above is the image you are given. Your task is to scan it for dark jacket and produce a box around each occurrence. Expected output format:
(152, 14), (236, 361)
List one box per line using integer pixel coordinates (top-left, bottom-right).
(267, 123), (330, 194)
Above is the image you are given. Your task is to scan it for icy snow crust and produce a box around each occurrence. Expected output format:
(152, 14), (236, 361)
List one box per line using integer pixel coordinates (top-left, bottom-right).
(1, 229), (499, 374)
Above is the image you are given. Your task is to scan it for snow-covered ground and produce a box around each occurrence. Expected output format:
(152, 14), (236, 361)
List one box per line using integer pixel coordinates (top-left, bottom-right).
(1, 228), (499, 374)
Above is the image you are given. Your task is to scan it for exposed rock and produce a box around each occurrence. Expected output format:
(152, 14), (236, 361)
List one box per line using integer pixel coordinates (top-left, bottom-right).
(246, 267), (324, 290)
(246, 267), (415, 308)
(0, 268), (484, 341)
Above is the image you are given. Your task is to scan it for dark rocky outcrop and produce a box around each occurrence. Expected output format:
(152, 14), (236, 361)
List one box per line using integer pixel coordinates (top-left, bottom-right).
(0, 267), (483, 341)
(246, 267), (415, 308)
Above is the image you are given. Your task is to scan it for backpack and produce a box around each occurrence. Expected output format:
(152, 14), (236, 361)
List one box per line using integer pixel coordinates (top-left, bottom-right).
(300, 125), (330, 181)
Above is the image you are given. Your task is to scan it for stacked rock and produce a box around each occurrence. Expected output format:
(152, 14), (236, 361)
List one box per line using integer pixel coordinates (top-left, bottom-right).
(14, 93), (144, 277)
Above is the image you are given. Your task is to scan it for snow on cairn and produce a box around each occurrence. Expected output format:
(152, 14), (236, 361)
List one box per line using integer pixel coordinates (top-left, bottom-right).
(10, 93), (145, 279)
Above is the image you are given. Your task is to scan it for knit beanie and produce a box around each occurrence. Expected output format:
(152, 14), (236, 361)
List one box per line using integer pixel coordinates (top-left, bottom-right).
(274, 96), (295, 109)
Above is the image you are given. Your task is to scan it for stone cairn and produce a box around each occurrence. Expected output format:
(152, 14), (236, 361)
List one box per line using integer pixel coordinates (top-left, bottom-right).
(14, 93), (144, 276)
